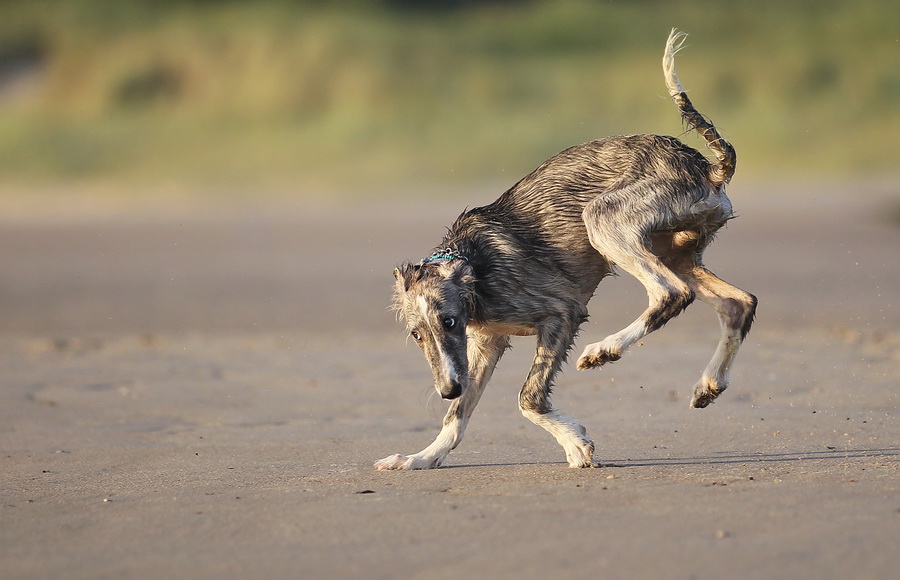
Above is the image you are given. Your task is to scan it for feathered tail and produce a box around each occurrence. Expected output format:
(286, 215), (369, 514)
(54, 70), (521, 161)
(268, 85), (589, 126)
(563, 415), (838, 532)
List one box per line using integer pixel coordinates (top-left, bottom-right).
(663, 29), (736, 185)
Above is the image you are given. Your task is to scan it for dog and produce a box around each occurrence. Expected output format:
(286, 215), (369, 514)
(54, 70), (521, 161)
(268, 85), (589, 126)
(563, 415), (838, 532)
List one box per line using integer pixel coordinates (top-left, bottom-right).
(375, 29), (757, 470)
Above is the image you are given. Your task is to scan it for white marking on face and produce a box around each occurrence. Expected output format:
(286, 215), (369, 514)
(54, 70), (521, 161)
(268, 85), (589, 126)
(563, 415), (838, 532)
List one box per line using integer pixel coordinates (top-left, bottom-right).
(413, 292), (462, 388)
(440, 349), (459, 383)
(416, 295), (429, 320)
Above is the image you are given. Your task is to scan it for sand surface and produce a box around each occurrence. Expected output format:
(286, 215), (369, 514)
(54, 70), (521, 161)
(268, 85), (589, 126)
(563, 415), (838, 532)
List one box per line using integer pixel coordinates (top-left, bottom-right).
(2, 181), (899, 579)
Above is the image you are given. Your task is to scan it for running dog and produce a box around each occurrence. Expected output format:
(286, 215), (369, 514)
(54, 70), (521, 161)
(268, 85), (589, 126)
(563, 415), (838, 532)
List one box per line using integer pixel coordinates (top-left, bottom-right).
(376, 29), (757, 470)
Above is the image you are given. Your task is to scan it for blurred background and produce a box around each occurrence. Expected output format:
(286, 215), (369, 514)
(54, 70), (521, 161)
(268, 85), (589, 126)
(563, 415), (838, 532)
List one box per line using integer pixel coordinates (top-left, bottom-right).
(0, 0), (897, 202)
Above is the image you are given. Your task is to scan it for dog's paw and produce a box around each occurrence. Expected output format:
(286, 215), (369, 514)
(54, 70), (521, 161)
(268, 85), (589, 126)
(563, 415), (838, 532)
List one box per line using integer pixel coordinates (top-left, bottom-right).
(562, 423), (595, 468)
(564, 437), (596, 468)
(374, 453), (443, 471)
(374, 453), (417, 470)
(690, 377), (726, 409)
(576, 343), (622, 370)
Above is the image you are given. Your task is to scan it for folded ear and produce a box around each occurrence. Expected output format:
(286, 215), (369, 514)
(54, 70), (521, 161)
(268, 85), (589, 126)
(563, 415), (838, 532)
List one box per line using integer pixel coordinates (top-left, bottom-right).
(450, 260), (475, 287)
(447, 260), (476, 315)
(432, 259), (466, 279)
(393, 262), (418, 293)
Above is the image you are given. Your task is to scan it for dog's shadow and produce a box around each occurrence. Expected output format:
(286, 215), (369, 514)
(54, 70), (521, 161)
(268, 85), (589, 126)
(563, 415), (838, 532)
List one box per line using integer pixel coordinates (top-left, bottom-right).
(444, 447), (900, 470)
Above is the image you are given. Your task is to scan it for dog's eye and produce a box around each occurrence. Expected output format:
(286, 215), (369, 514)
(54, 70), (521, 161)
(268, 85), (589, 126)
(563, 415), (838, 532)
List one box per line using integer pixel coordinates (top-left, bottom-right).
(410, 330), (422, 342)
(442, 317), (457, 330)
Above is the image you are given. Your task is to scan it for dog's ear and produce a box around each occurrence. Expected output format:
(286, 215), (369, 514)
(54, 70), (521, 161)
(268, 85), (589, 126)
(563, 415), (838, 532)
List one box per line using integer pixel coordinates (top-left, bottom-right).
(432, 259), (474, 286)
(446, 260), (476, 316)
(392, 264), (414, 316)
(393, 263), (417, 293)
(449, 260), (474, 287)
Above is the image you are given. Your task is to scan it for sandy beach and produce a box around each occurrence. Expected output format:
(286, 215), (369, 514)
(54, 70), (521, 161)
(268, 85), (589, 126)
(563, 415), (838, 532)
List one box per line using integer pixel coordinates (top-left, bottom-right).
(2, 180), (899, 579)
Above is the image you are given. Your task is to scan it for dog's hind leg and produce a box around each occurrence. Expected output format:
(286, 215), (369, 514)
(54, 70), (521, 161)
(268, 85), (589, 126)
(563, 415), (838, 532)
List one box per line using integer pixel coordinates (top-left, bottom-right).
(519, 317), (596, 468)
(375, 332), (509, 470)
(678, 265), (757, 408)
(577, 187), (695, 370)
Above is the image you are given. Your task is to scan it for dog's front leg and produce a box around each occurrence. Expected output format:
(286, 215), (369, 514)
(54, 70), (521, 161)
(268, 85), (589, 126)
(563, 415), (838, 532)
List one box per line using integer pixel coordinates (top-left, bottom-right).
(375, 332), (509, 470)
(519, 320), (596, 468)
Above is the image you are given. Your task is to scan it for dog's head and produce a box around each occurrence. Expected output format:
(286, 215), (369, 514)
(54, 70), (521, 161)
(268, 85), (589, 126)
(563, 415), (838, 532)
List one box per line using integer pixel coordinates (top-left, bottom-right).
(393, 253), (475, 400)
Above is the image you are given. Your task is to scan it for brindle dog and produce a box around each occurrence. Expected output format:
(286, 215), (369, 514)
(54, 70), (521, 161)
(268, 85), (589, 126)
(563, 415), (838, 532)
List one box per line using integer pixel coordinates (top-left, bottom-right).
(376, 30), (757, 470)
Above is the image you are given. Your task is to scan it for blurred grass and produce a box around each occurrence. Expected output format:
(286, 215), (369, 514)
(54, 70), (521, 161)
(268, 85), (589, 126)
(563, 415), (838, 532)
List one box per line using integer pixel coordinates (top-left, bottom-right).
(0, 0), (898, 197)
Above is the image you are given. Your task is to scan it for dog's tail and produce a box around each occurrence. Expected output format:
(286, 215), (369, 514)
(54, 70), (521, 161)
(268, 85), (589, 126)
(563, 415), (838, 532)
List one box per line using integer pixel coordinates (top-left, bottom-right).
(663, 29), (736, 185)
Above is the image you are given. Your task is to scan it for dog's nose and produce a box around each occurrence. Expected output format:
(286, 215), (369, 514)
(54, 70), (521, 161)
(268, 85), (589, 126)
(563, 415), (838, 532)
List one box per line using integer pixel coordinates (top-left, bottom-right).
(441, 380), (463, 400)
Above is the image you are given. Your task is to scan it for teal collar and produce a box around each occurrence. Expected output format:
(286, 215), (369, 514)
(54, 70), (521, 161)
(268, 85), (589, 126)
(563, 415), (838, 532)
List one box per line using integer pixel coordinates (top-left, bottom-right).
(419, 248), (468, 266)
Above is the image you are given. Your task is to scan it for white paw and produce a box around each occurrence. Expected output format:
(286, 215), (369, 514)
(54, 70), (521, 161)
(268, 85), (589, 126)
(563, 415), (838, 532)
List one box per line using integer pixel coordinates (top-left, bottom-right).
(564, 438), (596, 468)
(576, 340), (622, 370)
(373, 453), (444, 471)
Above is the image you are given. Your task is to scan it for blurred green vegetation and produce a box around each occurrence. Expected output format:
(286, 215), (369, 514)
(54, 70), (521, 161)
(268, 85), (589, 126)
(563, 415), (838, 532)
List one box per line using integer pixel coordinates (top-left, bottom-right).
(0, 0), (898, 195)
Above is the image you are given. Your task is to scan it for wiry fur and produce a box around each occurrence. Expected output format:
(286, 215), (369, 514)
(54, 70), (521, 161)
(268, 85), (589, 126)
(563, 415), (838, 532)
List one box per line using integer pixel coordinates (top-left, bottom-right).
(376, 29), (757, 471)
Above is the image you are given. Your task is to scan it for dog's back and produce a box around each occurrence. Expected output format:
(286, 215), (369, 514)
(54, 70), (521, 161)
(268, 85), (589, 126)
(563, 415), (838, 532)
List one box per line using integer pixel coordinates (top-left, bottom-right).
(439, 132), (726, 325)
